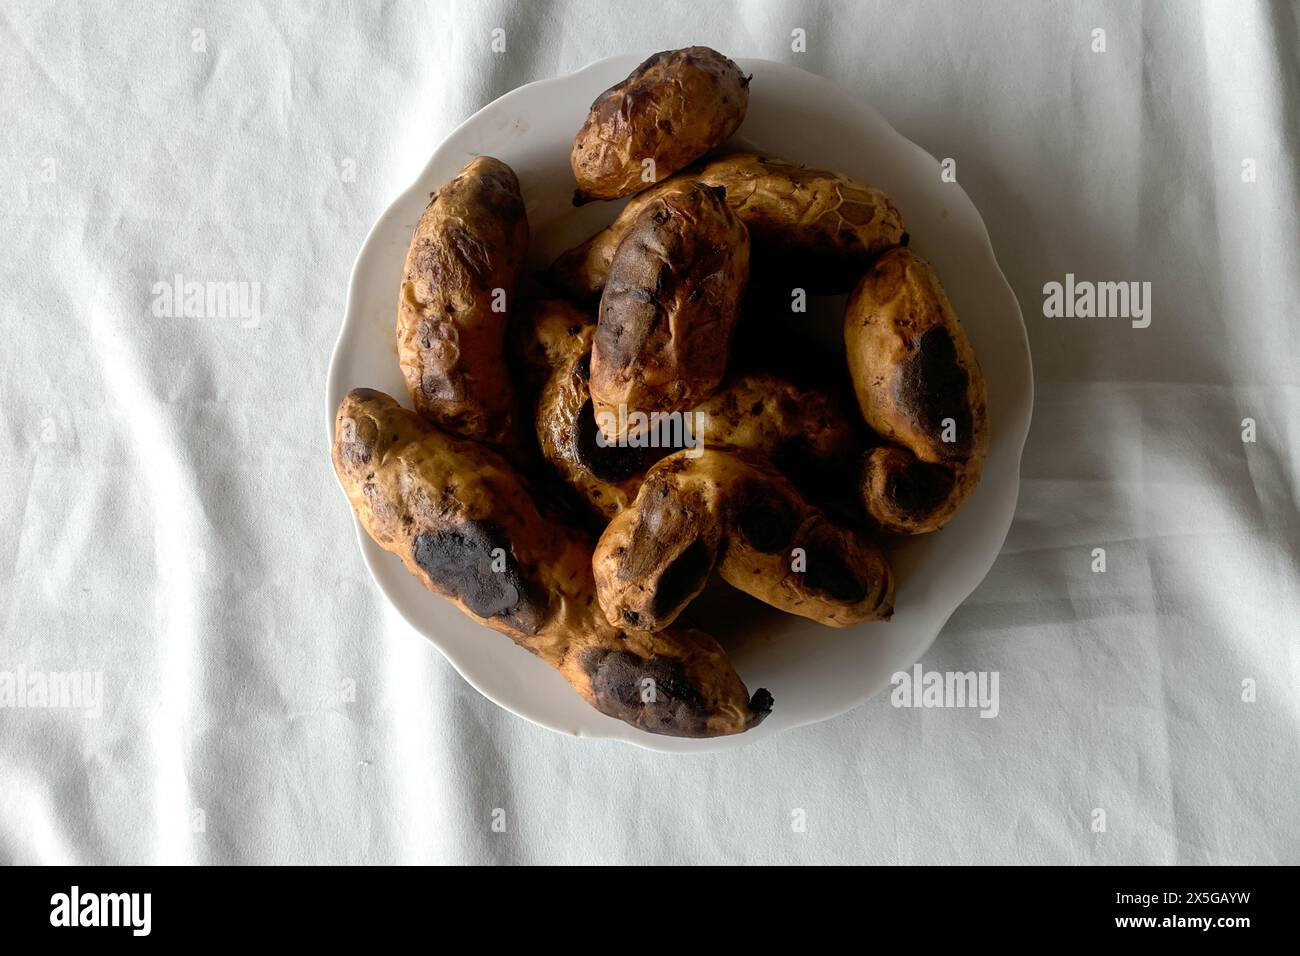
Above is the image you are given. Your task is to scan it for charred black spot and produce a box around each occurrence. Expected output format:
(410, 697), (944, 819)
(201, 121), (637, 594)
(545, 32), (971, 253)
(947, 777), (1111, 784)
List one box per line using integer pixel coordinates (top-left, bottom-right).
(652, 539), (712, 621)
(412, 523), (543, 633)
(580, 647), (711, 736)
(896, 327), (972, 456)
(886, 459), (956, 518)
(735, 498), (795, 554)
(575, 398), (647, 482)
(801, 543), (868, 604)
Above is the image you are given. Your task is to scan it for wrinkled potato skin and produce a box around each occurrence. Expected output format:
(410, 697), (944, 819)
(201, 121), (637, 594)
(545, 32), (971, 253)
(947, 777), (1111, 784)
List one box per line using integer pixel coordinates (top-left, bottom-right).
(570, 47), (750, 203)
(549, 152), (906, 299)
(593, 450), (894, 631)
(590, 181), (750, 437)
(844, 248), (989, 534)
(397, 156), (528, 445)
(333, 388), (772, 738)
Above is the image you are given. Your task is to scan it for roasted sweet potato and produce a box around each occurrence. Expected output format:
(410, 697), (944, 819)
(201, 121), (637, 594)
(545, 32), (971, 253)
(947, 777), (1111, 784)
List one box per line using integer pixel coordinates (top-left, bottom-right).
(844, 248), (989, 533)
(397, 156), (528, 445)
(571, 47), (749, 203)
(589, 180), (750, 438)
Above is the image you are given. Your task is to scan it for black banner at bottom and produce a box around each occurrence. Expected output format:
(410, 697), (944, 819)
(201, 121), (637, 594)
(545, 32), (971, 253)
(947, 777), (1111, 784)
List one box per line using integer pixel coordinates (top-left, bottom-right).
(0, 864), (1280, 940)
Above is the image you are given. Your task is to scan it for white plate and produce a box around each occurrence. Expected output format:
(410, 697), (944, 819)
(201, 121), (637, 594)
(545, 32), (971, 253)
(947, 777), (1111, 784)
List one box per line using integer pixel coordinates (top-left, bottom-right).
(326, 54), (1034, 752)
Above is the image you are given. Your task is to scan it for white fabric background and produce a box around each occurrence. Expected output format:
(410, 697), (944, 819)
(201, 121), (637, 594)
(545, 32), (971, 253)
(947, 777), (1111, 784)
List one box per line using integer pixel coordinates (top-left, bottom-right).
(2, 0), (1297, 865)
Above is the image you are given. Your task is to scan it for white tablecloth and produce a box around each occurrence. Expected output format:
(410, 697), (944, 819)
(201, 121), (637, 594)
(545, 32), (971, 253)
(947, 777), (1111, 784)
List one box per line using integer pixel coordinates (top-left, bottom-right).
(2, 0), (1297, 865)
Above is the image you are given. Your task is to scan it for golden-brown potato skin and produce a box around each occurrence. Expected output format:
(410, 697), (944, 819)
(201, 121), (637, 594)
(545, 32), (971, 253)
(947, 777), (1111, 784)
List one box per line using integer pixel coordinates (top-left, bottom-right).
(397, 156), (528, 445)
(593, 450), (894, 631)
(590, 181), (750, 438)
(844, 248), (989, 534)
(570, 47), (750, 203)
(332, 388), (771, 737)
(549, 152), (906, 298)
